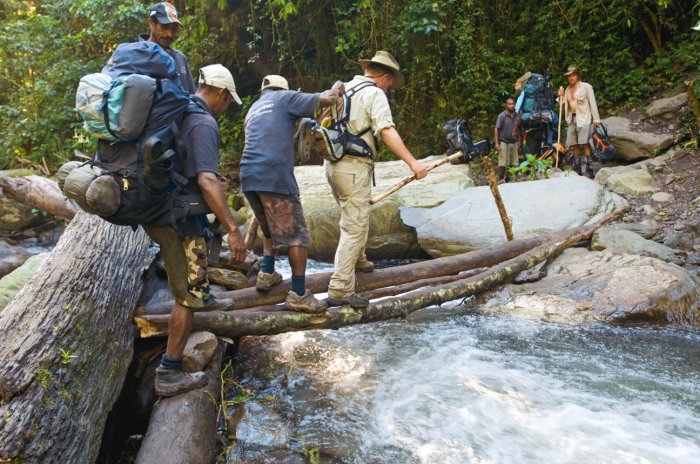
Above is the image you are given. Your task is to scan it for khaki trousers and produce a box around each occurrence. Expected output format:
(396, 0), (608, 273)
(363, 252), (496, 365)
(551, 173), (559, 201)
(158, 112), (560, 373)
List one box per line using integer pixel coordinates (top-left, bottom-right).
(324, 156), (373, 298)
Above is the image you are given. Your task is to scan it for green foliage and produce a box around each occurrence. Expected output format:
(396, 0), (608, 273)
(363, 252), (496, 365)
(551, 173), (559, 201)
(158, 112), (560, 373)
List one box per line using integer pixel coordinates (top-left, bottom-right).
(0, 0), (696, 170)
(516, 153), (553, 180)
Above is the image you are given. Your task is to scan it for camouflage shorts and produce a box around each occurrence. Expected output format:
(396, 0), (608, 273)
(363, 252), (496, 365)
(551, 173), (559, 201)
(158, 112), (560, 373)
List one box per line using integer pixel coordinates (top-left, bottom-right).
(244, 191), (311, 249)
(142, 225), (210, 309)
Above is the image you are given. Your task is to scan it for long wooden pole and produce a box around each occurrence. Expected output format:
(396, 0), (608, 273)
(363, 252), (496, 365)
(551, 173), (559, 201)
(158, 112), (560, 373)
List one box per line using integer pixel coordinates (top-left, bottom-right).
(483, 156), (514, 241)
(369, 151), (463, 205)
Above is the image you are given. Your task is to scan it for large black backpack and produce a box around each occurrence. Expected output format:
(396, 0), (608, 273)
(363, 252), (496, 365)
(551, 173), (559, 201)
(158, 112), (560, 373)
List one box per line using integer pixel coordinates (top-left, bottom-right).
(61, 42), (210, 233)
(520, 73), (555, 125)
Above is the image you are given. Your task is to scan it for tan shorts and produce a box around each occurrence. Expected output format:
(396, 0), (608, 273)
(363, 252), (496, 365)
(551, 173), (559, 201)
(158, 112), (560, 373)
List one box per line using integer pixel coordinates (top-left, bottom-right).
(498, 142), (518, 167)
(244, 191), (311, 249)
(567, 117), (592, 146)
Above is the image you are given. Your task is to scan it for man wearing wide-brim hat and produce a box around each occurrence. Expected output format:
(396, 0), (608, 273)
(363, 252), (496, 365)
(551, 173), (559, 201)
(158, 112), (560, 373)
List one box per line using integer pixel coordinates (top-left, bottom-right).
(324, 51), (428, 309)
(559, 66), (600, 178)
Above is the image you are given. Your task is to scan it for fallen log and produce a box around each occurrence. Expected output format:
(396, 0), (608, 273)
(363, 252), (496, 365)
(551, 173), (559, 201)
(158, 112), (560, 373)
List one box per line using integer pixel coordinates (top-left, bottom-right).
(135, 208), (626, 338)
(359, 267), (487, 300)
(135, 341), (225, 464)
(137, 227), (589, 316)
(0, 174), (77, 220)
(0, 212), (152, 463)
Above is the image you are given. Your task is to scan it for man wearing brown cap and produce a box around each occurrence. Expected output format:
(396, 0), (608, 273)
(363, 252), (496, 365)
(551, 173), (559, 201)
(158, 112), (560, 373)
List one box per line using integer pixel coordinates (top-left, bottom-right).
(140, 2), (196, 94)
(559, 67), (600, 178)
(147, 64), (246, 396)
(324, 51), (428, 309)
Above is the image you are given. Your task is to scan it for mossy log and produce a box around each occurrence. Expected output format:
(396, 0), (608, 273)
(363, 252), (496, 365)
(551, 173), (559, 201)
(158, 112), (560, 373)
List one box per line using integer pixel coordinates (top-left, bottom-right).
(137, 229), (584, 317)
(135, 342), (225, 464)
(0, 174), (77, 220)
(135, 208), (625, 338)
(0, 212), (152, 463)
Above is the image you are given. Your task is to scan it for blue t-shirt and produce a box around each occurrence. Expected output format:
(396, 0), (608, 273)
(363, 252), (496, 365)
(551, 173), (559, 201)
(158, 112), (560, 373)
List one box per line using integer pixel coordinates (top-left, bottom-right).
(172, 97), (219, 194)
(240, 89), (319, 195)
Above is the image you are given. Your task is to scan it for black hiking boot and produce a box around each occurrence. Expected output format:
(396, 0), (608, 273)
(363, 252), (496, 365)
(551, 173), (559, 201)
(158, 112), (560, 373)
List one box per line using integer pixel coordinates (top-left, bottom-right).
(194, 295), (234, 312)
(155, 366), (208, 397)
(327, 293), (370, 309)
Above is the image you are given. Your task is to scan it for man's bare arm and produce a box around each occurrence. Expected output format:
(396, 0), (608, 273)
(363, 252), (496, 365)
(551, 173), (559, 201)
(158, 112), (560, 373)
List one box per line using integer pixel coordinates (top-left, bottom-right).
(197, 171), (246, 264)
(380, 127), (427, 179)
(318, 81), (345, 107)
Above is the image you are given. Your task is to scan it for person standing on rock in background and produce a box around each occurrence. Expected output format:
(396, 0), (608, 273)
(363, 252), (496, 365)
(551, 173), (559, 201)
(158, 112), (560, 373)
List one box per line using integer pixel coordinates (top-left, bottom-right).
(240, 75), (343, 314)
(494, 97), (520, 182)
(324, 51), (428, 309)
(140, 2), (196, 94)
(145, 65), (246, 397)
(560, 66), (600, 178)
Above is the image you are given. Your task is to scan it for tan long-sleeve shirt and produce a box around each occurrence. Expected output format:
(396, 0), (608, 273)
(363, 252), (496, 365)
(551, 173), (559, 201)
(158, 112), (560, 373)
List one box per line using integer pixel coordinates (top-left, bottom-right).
(565, 81), (600, 126)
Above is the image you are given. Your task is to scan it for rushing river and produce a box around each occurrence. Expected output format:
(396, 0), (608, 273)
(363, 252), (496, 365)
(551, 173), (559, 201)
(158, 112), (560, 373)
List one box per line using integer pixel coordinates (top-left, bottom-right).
(230, 261), (700, 464)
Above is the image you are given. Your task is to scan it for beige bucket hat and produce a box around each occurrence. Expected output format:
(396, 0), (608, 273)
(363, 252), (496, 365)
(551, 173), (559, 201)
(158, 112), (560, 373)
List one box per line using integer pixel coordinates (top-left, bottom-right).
(358, 51), (405, 90)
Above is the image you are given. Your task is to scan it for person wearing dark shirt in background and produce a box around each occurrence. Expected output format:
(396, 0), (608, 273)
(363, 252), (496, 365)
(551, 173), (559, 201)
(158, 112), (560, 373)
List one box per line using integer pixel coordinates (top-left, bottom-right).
(494, 97), (520, 182)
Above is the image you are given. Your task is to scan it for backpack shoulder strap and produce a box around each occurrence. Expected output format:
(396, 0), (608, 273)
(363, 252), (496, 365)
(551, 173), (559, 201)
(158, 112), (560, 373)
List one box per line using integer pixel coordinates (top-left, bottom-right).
(339, 81), (377, 127)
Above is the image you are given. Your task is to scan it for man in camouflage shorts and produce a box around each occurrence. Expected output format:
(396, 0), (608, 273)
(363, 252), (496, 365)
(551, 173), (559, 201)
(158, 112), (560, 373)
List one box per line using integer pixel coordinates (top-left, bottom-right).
(144, 65), (246, 397)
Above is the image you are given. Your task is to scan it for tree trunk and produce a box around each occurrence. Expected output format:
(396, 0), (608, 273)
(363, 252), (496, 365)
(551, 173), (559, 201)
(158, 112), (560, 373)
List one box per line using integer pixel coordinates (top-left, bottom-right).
(685, 80), (700, 133)
(0, 212), (152, 463)
(137, 229), (582, 316)
(0, 174), (77, 220)
(483, 156), (513, 240)
(359, 268), (487, 300)
(135, 342), (225, 464)
(135, 208), (625, 338)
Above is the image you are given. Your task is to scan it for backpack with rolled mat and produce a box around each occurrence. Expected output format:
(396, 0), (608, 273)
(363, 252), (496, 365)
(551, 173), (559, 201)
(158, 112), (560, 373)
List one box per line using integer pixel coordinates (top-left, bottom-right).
(61, 41), (209, 231)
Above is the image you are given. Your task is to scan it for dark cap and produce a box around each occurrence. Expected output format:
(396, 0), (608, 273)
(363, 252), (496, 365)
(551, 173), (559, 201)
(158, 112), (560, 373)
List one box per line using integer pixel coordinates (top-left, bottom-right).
(148, 2), (181, 25)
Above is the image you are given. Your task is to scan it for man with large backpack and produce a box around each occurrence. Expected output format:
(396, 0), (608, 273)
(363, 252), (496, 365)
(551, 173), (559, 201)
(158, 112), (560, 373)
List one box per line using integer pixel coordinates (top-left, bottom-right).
(560, 66), (601, 178)
(146, 64), (246, 397)
(324, 51), (427, 309)
(140, 2), (195, 94)
(240, 75), (343, 314)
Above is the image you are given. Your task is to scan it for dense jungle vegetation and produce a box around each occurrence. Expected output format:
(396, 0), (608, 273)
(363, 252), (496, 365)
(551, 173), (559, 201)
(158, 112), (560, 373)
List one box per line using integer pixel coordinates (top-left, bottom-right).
(0, 0), (698, 170)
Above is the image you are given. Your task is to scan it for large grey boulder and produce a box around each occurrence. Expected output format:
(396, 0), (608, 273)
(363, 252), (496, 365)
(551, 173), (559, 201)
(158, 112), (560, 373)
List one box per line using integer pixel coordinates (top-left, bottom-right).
(591, 228), (682, 264)
(401, 175), (627, 256)
(602, 116), (674, 161)
(294, 156), (474, 261)
(645, 92), (688, 118)
(479, 248), (700, 326)
(595, 165), (658, 196)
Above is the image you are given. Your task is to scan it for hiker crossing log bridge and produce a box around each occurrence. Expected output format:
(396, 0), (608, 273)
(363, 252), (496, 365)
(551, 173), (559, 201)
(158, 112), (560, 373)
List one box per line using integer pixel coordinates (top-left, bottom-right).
(0, 212), (152, 463)
(136, 207), (626, 339)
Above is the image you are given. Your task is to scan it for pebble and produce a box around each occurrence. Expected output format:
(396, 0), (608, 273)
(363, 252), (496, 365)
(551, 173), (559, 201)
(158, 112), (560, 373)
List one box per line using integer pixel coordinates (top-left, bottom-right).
(642, 205), (657, 216)
(651, 192), (674, 203)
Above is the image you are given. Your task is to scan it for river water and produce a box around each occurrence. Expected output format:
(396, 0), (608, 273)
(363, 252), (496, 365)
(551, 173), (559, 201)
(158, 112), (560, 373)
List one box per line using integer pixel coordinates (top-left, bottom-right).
(230, 260), (700, 464)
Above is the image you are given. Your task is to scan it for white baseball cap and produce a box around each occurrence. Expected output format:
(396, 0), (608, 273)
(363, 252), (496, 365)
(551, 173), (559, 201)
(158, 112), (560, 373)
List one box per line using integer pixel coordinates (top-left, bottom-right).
(261, 75), (289, 91)
(199, 64), (242, 105)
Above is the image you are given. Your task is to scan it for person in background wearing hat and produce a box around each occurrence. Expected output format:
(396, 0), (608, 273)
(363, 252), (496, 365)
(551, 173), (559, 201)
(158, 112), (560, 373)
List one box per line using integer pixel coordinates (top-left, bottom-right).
(140, 2), (195, 94)
(324, 51), (428, 309)
(146, 64), (246, 396)
(559, 66), (600, 178)
(240, 75), (343, 313)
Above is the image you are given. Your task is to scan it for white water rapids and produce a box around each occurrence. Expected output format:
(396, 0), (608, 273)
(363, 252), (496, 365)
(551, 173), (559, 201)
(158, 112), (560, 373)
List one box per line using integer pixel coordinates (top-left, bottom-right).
(231, 261), (700, 464)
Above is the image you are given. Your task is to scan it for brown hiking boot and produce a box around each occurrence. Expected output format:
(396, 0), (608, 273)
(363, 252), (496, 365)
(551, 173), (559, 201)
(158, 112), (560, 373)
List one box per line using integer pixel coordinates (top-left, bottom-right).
(256, 270), (283, 292)
(355, 258), (375, 273)
(327, 293), (370, 309)
(284, 290), (328, 314)
(155, 366), (208, 397)
(193, 294), (234, 312)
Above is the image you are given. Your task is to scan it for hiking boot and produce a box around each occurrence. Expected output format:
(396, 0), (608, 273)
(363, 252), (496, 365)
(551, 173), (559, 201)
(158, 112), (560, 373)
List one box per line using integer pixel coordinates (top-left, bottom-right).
(327, 293), (370, 309)
(355, 258), (375, 273)
(256, 270), (283, 292)
(194, 294), (233, 312)
(284, 290), (328, 314)
(155, 366), (208, 397)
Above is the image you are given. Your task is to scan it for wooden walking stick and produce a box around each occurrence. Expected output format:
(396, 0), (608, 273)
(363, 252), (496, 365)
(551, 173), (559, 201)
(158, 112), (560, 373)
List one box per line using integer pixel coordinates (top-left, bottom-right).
(553, 88), (566, 168)
(369, 151), (463, 205)
(483, 156), (514, 241)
